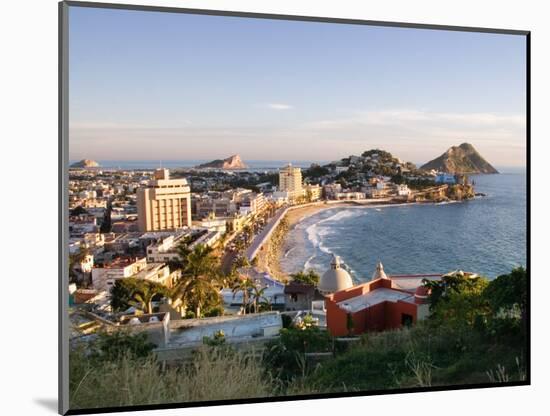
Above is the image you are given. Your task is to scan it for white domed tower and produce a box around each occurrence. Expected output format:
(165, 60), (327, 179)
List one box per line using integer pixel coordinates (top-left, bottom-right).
(318, 254), (354, 295)
(372, 261), (388, 280)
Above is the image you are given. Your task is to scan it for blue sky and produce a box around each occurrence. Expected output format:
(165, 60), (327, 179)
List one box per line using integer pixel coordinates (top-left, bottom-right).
(69, 6), (527, 166)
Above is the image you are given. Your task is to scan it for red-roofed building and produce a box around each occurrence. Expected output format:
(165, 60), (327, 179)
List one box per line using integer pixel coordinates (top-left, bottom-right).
(325, 265), (440, 336)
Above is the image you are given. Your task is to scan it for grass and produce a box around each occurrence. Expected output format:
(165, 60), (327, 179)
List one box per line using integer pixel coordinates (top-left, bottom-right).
(298, 321), (526, 392)
(69, 346), (274, 410)
(70, 320), (527, 409)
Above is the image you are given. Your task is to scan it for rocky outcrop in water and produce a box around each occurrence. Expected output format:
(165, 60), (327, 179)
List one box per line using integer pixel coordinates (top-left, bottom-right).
(196, 154), (248, 170)
(70, 159), (100, 168)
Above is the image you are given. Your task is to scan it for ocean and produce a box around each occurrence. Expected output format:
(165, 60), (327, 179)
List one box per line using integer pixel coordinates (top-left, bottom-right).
(70, 160), (321, 172)
(280, 169), (527, 281)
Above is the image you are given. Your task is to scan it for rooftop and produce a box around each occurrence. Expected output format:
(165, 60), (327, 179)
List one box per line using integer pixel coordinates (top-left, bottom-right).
(337, 287), (414, 313)
(101, 256), (144, 269)
(132, 262), (166, 279)
(168, 312), (282, 345)
(389, 274), (442, 292)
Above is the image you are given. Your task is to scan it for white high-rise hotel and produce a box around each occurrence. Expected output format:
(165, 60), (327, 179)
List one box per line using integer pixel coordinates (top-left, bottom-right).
(137, 169), (192, 231)
(279, 163), (303, 194)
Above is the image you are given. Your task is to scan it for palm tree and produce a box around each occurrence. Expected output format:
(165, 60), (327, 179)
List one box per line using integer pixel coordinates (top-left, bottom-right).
(232, 278), (255, 315)
(130, 283), (165, 314)
(233, 255), (251, 269)
(170, 236), (194, 269)
(173, 275), (221, 318)
(242, 225), (253, 244)
(171, 244), (222, 318)
(250, 286), (268, 314)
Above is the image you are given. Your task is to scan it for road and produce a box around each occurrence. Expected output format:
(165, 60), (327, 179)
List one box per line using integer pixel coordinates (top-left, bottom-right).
(245, 206), (288, 261)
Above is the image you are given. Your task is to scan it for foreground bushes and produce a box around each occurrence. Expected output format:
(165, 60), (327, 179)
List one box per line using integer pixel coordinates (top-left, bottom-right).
(70, 342), (273, 409)
(71, 267), (528, 408)
(301, 321), (526, 393)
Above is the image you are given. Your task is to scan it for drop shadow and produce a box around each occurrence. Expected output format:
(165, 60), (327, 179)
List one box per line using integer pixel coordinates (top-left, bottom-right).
(34, 398), (58, 413)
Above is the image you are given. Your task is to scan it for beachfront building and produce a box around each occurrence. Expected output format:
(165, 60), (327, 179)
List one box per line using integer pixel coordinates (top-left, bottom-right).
(334, 191), (366, 201)
(137, 168), (192, 231)
(323, 183), (342, 200)
(318, 255), (354, 295)
(435, 172), (457, 184)
(239, 192), (268, 215)
(304, 184), (322, 202)
(277, 163), (307, 202)
(325, 261), (439, 336)
(396, 184), (410, 196)
(279, 163), (303, 194)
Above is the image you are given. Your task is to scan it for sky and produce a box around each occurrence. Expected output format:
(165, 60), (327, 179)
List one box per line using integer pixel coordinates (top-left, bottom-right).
(68, 6), (527, 166)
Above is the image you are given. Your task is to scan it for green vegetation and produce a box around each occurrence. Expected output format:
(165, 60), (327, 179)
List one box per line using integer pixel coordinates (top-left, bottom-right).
(297, 268), (528, 391)
(264, 323), (333, 381)
(73, 267), (527, 408)
(303, 164), (330, 180)
(171, 244), (224, 318)
(290, 270), (320, 285)
(99, 201), (112, 233)
(70, 206), (88, 216)
(70, 339), (272, 409)
(110, 279), (168, 313)
(232, 278), (271, 314)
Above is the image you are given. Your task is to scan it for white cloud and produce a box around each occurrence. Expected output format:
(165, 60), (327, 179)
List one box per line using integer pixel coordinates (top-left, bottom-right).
(303, 109), (525, 131)
(296, 109), (526, 166)
(266, 103), (293, 110)
(68, 109), (526, 166)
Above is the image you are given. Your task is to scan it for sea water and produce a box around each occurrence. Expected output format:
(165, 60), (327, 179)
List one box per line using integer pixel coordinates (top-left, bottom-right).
(280, 170), (527, 281)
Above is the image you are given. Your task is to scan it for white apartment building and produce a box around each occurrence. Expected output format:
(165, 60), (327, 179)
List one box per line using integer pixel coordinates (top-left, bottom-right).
(279, 164), (303, 195)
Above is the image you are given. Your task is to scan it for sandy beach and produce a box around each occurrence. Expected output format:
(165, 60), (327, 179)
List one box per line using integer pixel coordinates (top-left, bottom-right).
(255, 198), (440, 280)
(255, 202), (357, 280)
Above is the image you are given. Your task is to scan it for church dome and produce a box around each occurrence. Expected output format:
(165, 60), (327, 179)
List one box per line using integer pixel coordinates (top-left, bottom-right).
(318, 255), (353, 295)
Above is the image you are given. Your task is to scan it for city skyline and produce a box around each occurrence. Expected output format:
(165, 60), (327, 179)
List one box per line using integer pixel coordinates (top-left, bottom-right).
(69, 7), (527, 166)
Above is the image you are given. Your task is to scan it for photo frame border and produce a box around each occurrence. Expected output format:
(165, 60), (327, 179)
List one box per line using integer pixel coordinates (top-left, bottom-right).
(58, 1), (531, 414)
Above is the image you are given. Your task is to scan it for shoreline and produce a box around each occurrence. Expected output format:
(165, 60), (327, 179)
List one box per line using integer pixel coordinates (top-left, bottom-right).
(255, 201), (393, 280)
(255, 198), (476, 280)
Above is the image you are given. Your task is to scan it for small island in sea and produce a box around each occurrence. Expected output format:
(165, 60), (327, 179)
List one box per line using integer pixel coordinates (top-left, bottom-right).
(195, 154), (248, 170)
(70, 159), (100, 168)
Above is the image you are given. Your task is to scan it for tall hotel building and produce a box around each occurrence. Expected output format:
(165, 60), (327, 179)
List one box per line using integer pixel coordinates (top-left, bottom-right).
(279, 163), (303, 194)
(137, 169), (192, 232)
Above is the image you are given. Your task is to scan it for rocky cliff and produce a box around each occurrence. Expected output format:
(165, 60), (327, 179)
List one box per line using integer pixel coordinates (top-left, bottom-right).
(196, 154), (248, 170)
(70, 159), (100, 168)
(420, 143), (498, 174)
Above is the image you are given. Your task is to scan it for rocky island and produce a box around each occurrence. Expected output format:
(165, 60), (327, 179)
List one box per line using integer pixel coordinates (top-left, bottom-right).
(420, 142), (498, 174)
(196, 154), (248, 170)
(70, 159), (100, 168)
